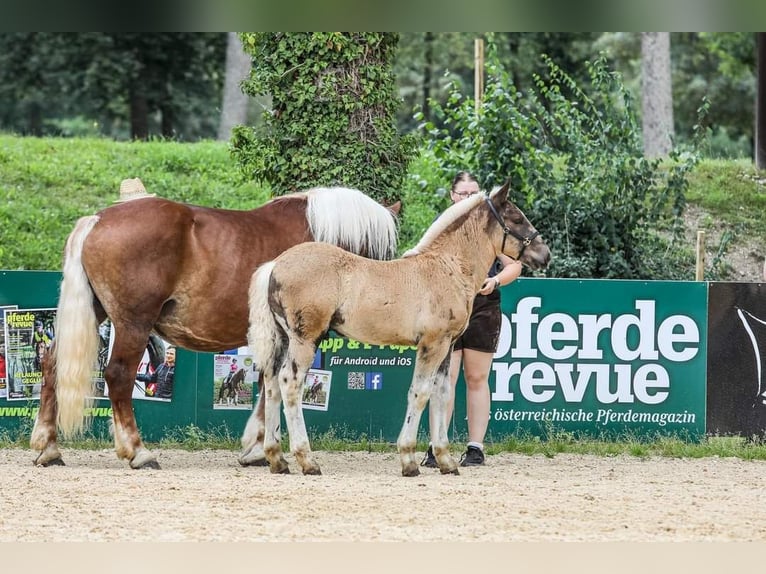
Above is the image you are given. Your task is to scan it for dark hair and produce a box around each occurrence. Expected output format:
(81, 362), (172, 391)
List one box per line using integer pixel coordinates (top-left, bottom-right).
(451, 171), (479, 193)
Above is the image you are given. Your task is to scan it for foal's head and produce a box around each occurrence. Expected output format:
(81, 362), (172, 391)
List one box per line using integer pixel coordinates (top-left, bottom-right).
(486, 180), (550, 270)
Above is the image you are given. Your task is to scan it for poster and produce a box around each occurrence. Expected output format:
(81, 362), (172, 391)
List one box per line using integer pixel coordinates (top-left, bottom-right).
(0, 306), (18, 399)
(301, 368), (332, 411)
(3, 308), (55, 401)
(97, 320), (176, 402)
(213, 348), (257, 409)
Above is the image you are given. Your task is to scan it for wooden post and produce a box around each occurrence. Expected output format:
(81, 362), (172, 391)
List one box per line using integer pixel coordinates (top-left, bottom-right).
(756, 32), (766, 170)
(474, 38), (484, 113)
(695, 230), (705, 281)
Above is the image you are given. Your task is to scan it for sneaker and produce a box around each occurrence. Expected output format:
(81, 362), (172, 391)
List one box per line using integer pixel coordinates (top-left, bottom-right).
(459, 445), (485, 467)
(420, 445), (438, 468)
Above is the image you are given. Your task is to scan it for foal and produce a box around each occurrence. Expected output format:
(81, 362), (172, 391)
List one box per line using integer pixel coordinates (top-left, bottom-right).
(241, 181), (550, 476)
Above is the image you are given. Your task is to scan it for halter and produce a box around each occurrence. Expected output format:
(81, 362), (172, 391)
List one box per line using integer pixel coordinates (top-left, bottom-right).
(484, 197), (538, 258)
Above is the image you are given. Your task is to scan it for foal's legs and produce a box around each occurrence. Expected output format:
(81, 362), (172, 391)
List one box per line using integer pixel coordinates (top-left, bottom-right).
(239, 377), (270, 467)
(30, 348), (64, 466)
(262, 369), (291, 473)
(428, 352), (460, 475)
(397, 338), (458, 477)
(277, 338), (322, 475)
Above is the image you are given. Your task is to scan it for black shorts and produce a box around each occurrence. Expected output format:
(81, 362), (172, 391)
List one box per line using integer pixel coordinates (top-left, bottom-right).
(453, 291), (501, 353)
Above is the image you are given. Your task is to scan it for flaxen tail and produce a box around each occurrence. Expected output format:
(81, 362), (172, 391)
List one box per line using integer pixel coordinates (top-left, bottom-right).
(247, 261), (282, 377)
(54, 215), (101, 438)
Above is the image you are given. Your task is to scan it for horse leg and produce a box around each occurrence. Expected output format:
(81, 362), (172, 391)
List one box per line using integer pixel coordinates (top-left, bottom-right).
(106, 330), (159, 469)
(238, 377), (269, 467)
(397, 338), (456, 477)
(30, 348), (64, 466)
(428, 351), (460, 475)
(263, 369), (290, 473)
(278, 339), (321, 475)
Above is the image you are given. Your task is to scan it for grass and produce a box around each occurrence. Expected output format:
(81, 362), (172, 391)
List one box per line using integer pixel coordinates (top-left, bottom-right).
(0, 134), (270, 270)
(5, 424), (766, 462)
(685, 158), (766, 243)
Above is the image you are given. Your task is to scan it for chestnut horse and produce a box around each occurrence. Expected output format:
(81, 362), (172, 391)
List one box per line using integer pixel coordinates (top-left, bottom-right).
(31, 186), (399, 469)
(242, 180), (550, 476)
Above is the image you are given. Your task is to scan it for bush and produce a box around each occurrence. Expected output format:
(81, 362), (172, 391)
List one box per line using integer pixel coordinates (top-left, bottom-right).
(415, 48), (701, 280)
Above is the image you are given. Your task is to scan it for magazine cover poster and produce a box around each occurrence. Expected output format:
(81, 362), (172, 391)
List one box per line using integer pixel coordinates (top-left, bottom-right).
(0, 305), (18, 399)
(3, 308), (55, 401)
(302, 369), (332, 411)
(213, 350), (257, 409)
(99, 321), (176, 402)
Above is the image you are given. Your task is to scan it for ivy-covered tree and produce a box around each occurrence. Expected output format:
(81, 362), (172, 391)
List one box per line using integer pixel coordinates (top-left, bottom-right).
(231, 32), (415, 203)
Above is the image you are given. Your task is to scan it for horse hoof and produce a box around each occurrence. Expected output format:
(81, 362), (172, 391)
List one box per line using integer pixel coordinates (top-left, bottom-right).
(401, 466), (420, 478)
(133, 459), (161, 470)
(239, 457), (269, 467)
(303, 467), (322, 476)
(270, 465), (290, 475)
(440, 467), (460, 476)
(34, 456), (65, 467)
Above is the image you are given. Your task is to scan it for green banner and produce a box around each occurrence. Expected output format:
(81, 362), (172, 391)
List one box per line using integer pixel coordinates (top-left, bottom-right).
(0, 272), (710, 444)
(487, 279), (707, 439)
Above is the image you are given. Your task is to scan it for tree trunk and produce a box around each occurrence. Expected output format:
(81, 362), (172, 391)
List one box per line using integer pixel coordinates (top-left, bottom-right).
(129, 89), (149, 140)
(161, 103), (174, 139)
(756, 33), (766, 170)
(641, 32), (674, 158)
(422, 32), (433, 123)
(217, 32), (251, 141)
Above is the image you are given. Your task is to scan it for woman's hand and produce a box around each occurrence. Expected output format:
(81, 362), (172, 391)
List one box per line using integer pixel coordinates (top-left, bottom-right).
(479, 276), (500, 295)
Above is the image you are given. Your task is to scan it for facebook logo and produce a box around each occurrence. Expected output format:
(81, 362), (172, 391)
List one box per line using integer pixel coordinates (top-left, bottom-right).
(365, 372), (383, 390)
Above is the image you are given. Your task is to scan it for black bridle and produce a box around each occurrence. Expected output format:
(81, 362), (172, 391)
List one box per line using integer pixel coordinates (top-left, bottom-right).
(484, 197), (538, 258)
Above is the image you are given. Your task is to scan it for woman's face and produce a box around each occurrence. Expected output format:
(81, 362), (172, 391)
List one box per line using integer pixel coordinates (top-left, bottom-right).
(451, 179), (480, 203)
(165, 347), (176, 366)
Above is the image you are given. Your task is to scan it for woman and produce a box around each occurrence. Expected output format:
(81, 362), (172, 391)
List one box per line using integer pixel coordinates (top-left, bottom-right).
(423, 171), (523, 467)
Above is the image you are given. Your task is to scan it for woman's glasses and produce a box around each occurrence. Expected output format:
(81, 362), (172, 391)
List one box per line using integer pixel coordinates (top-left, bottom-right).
(452, 189), (479, 198)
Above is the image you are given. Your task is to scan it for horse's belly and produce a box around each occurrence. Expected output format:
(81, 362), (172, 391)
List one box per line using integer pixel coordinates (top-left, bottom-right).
(154, 315), (249, 353)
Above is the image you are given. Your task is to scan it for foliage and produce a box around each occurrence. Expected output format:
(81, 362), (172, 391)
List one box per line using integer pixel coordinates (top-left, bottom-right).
(231, 32), (416, 205)
(0, 33), (226, 140)
(0, 135), (267, 270)
(415, 49), (701, 280)
(595, 32), (756, 157)
(0, 134), (762, 283)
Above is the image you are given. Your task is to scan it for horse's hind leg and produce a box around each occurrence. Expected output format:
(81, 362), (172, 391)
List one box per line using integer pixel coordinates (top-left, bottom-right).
(263, 369), (291, 474)
(428, 352), (459, 475)
(30, 349), (65, 466)
(397, 338), (457, 477)
(107, 330), (159, 469)
(239, 376), (269, 467)
(278, 339), (321, 475)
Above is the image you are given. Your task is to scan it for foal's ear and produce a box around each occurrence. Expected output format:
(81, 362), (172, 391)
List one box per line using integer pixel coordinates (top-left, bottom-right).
(491, 179), (511, 203)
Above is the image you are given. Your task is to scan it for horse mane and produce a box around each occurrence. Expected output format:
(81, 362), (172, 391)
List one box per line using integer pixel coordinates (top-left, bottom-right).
(305, 187), (398, 260)
(402, 192), (487, 257)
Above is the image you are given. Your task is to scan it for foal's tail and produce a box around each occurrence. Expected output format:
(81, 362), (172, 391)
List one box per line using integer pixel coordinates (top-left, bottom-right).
(54, 215), (101, 438)
(306, 187), (398, 260)
(247, 261), (282, 377)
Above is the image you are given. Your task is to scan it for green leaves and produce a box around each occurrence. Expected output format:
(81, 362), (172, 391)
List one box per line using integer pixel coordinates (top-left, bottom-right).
(419, 48), (700, 280)
(232, 33), (414, 204)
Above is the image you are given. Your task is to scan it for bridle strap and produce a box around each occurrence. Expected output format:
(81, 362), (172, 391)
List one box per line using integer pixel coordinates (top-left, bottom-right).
(484, 197), (538, 258)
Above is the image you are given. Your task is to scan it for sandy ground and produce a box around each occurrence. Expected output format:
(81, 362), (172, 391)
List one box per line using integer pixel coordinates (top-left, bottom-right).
(1, 447), (765, 542)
